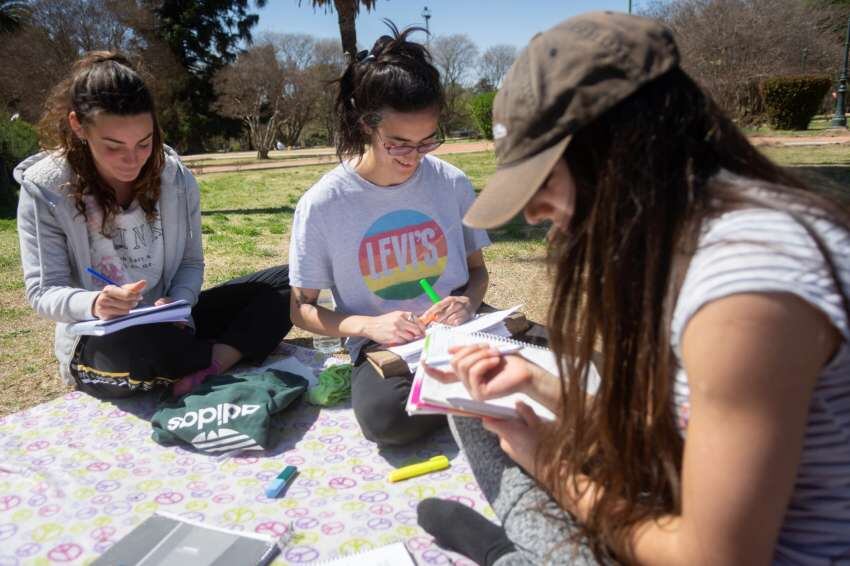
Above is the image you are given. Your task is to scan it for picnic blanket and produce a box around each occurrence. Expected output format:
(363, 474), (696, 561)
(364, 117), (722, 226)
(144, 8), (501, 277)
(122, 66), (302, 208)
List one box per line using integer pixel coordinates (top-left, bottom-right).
(0, 344), (490, 565)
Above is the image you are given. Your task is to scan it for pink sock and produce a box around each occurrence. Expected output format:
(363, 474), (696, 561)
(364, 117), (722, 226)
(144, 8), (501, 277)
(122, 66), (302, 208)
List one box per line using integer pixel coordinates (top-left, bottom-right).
(172, 359), (222, 397)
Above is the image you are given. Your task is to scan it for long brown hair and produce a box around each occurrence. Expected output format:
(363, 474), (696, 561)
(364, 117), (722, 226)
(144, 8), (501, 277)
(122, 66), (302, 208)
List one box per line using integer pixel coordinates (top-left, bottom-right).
(38, 51), (164, 234)
(536, 67), (850, 561)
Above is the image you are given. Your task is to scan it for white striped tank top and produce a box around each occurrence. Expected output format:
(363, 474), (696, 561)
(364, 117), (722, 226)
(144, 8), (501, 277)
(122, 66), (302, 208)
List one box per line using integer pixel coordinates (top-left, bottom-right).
(670, 207), (850, 564)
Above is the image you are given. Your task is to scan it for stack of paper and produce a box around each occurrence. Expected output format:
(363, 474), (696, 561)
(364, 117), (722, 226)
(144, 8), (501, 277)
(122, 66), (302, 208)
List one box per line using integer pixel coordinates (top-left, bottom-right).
(68, 300), (191, 336)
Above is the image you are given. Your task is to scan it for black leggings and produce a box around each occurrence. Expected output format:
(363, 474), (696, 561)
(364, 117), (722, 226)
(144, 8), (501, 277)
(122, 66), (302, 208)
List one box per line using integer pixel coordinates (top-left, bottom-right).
(350, 352), (446, 447)
(71, 264), (292, 399)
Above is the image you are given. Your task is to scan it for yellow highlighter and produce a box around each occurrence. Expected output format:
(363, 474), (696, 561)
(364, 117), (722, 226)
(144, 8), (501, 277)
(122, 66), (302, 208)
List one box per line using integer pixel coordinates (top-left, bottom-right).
(388, 455), (450, 483)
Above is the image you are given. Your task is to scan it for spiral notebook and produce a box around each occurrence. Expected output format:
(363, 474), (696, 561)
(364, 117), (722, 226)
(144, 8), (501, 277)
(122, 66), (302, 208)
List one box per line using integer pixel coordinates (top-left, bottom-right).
(319, 542), (414, 565)
(92, 511), (279, 565)
(406, 328), (563, 421)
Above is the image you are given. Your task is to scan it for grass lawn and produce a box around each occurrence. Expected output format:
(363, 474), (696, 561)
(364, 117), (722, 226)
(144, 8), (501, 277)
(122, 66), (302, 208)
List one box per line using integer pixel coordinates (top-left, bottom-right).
(1, 146), (848, 416)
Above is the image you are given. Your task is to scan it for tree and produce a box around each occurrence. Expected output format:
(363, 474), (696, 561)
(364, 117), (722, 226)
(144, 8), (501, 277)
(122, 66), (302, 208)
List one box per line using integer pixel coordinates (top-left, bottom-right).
(150, 0), (268, 151)
(0, 0), (269, 152)
(0, 0), (28, 33)
(642, 0), (843, 122)
(479, 44), (516, 89)
(153, 0), (268, 73)
(214, 44), (286, 159)
(260, 32), (345, 147)
(299, 0), (377, 60)
(432, 34), (479, 87)
(431, 34), (479, 131)
(263, 33), (322, 147)
(0, 0), (143, 121)
(312, 38), (346, 144)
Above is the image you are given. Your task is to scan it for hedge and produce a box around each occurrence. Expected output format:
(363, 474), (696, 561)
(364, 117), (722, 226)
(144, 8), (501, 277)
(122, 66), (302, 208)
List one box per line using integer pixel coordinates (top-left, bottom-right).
(761, 75), (832, 130)
(0, 114), (39, 216)
(469, 91), (496, 140)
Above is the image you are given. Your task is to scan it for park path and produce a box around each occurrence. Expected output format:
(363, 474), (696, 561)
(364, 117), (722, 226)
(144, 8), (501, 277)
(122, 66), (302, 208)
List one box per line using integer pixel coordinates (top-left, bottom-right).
(184, 135), (850, 175)
(184, 140), (494, 175)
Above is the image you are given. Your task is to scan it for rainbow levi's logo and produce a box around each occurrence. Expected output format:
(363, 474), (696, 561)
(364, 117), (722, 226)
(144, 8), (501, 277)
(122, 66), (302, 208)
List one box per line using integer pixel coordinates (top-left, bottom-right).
(358, 210), (447, 300)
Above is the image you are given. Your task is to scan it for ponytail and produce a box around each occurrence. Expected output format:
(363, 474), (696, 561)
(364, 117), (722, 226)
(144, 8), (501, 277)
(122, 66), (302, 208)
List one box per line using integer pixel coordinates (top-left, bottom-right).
(334, 20), (444, 161)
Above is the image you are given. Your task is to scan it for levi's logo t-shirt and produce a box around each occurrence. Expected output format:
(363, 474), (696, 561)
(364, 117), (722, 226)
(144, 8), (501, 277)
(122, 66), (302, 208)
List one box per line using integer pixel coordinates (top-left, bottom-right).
(289, 155), (491, 359)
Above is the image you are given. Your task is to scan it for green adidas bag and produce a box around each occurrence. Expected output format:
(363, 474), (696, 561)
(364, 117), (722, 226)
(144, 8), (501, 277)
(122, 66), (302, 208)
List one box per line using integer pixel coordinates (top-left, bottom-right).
(150, 369), (307, 454)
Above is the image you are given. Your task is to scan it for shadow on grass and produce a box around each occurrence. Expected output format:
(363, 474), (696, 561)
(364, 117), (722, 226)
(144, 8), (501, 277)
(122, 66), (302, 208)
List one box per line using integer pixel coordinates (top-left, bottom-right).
(486, 214), (549, 243)
(202, 206), (295, 216)
(792, 165), (850, 188)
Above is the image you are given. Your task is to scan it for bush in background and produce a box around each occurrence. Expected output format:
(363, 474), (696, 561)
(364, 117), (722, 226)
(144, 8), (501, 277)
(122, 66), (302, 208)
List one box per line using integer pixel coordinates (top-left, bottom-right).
(644, 0), (841, 122)
(761, 75), (832, 130)
(469, 91), (496, 140)
(0, 114), (39, 217)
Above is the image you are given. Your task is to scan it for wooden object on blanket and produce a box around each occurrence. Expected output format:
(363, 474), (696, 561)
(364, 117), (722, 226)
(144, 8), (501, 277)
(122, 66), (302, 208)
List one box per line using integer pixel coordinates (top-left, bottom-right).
(364, 348), (412, 378)
(364, 307), (532, 379)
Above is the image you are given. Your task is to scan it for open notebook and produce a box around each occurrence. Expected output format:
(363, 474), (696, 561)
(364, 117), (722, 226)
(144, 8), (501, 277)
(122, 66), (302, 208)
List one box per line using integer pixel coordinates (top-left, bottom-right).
(406, 328), (567, 421)
(385, 305), (522, 372)
(68, 300), (191, 336)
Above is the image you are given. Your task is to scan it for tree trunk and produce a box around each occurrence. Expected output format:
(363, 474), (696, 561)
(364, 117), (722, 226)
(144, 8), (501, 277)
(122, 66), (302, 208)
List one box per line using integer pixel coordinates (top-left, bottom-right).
(257, 147), (269, 159)
(334, 0), (357, 60)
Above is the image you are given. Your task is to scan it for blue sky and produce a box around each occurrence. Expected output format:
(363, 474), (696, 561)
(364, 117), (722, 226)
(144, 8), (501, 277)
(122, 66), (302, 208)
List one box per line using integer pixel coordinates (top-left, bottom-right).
(256, 1), (640, 52)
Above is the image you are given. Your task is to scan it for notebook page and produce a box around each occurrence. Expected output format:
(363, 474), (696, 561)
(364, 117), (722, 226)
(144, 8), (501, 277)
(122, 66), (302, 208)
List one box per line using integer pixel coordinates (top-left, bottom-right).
(387, 305), (522, 360)
(68, 300), (191, 336)
(418, 372), (556, 421)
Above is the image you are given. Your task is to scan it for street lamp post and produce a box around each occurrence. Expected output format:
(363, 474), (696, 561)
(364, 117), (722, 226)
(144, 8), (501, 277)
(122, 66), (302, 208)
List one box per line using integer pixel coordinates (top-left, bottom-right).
(628, 0), (632, 14)
(830, 14), (850, 128)
(422, 6), (431, 39)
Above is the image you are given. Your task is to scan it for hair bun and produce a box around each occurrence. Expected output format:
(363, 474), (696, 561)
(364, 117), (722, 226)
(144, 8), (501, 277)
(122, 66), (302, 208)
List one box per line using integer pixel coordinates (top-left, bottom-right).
(72, 51), (137, 75)
(370, 34), (395, 58)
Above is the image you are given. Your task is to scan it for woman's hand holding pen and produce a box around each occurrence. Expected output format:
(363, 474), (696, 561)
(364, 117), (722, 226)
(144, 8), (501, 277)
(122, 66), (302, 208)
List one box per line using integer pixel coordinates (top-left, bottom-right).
(92, 280), (146, 320)
(424, 344), (536, 400)
(420, 296), (474, 326)
(365, 310), (426, 346)
(424, 344), (562, 412)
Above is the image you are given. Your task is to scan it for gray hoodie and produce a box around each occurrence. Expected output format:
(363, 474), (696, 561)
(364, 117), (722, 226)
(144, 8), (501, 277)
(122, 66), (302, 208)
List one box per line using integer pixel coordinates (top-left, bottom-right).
(14, 148), (204, 384)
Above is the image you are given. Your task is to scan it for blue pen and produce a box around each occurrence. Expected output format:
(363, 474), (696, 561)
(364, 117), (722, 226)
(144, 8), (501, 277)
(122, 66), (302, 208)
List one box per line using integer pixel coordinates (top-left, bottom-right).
(86, 267), (119, 287)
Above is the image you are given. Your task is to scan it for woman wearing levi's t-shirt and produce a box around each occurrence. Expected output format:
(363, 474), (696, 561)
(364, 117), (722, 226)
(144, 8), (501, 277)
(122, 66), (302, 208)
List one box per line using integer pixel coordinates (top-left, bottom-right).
(289, 23), (491, 447)
(16, 52), (292, 399)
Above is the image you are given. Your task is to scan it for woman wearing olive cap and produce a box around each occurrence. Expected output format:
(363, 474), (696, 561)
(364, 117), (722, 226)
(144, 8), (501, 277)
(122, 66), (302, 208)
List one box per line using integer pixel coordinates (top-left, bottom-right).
(417, 11), (850, 565)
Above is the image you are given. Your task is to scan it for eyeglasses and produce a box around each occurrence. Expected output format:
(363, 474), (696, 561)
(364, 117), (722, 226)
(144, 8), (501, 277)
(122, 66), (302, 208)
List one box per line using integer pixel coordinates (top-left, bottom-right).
(375, 130), (444, 156)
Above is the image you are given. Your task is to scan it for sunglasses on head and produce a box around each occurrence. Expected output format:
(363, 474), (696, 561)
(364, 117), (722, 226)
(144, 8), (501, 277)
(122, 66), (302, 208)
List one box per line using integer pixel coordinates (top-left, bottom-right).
(375, 130), (444, 157)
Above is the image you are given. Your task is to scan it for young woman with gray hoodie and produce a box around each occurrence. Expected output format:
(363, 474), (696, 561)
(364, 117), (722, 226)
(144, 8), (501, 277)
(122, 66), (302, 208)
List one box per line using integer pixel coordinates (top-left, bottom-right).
(16, 52), (292, 399)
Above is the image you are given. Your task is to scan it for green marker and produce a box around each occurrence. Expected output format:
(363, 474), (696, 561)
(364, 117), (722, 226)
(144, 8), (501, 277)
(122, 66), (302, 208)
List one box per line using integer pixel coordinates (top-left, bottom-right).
(419, 278), (441, 304)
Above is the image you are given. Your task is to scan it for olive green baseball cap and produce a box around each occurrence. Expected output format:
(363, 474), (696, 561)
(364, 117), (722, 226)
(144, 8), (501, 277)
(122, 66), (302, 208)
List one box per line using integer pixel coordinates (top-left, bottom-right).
(464, 11), (679, 229)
